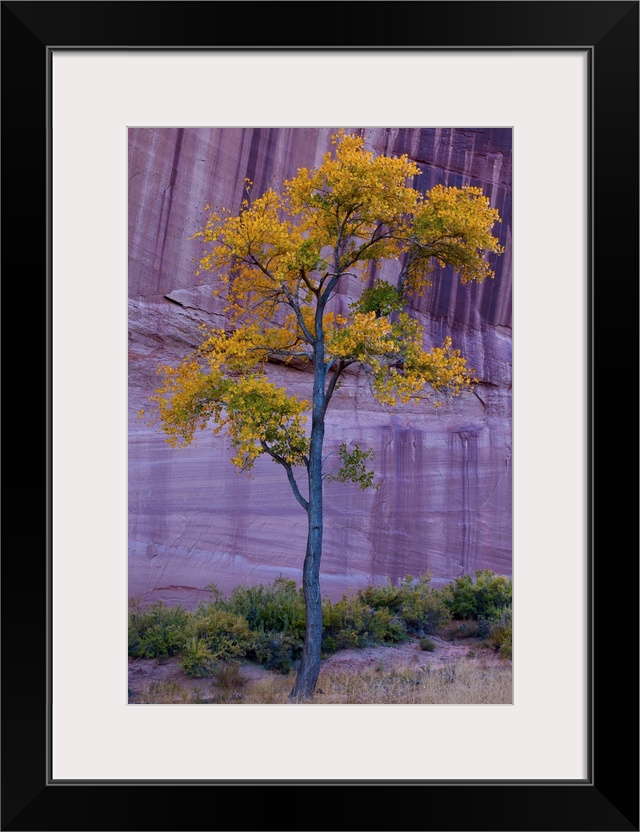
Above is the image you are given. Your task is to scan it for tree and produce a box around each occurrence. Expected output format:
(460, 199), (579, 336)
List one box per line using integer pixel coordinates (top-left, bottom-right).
(142, 130), (504, 701)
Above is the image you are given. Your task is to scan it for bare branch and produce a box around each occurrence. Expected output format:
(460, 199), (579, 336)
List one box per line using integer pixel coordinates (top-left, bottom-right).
(260, 440), (309, 512)
(323, 358), (354, 408)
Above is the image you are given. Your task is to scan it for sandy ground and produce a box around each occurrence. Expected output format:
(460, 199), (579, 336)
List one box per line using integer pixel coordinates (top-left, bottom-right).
(128, 633), (509, 703)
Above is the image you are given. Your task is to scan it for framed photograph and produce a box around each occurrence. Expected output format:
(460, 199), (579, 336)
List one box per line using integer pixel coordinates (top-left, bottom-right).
(3, 1), (637, 830)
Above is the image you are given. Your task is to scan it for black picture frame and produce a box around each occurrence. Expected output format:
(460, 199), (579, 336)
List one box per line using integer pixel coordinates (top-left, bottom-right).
(2, 2), (638, 830)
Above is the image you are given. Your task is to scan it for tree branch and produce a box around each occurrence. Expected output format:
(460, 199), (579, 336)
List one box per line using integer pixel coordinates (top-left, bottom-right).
(280, 280), (317, 346)
(260, 440), (309, 512)
(247, 255), (317, 347)
(323, 358), (353, 409)
(298, 269), (317, 296)
(339, 228), (395, 272)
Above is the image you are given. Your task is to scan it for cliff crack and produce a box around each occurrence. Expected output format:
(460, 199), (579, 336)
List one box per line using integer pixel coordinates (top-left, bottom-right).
(164, 294), (202, 312)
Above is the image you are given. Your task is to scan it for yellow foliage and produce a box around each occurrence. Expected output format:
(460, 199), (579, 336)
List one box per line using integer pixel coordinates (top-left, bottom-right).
(145, 130), (504, 471)
(403, 184), (504, 292)
(146, 328), (309, 471)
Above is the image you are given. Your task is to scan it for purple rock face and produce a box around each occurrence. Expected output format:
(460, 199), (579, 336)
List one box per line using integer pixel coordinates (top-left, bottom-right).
(128, 127), (512, 607)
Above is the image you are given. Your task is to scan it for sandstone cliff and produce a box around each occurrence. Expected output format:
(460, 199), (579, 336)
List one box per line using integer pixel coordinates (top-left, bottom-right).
(128, 127), (512, 606)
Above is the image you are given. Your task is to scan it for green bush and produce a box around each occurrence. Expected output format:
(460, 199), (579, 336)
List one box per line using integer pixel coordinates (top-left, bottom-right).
(128, 599), (189, 659)
(189, 606), (253, 661)
(322, 594), (408, 650)
(226, 577), (306, 638)
(365, 605), (407, 645)
(477, 616), (492, 640)
(486, 608), (512, 659)
(249, 631), (303, 674)
(357, 580), (403, 614)
(203, 582), (225, 603)
(442, 570), (512, 621)
(180, 636), (215, 678)
(321, 635), (338, 655)
(397, 573), (451, 635)
(419, 637), (437, 652)
(129, 570), (512, 676)
(357, 573), (451, 636)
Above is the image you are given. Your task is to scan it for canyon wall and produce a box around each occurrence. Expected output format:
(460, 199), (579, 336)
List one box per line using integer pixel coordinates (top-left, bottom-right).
(128, 127), (512, 606)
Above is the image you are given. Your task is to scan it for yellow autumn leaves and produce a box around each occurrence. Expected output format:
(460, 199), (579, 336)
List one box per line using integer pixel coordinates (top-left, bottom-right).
(403, 184), (504, 292)
(190, 130), (503, 329)
(145, 325), (310, 471)
(326, 311), (474, 406)
(143, 130), (502, 469)
(285, 130), (421, 270)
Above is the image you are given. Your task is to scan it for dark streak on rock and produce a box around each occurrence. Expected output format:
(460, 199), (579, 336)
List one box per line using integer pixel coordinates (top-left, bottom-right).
(154, 128), (185, 287)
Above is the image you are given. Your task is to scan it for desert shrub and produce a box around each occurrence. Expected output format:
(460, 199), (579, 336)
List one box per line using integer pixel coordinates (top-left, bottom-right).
(321, 635), (337, 655)
(189, 606), (254, 661)
(485, 608), (512, 659)
(357, 579), (403, 614)
(249, 631), (303, 674)
(477, 615), (492, 640)
(397, 573), (451, 635)
(211, 662), (250, 692)
(447, 620), (480, 640)
(322, 594), (408, 650)
(226, 577), (306, 638)
(180, 636), (216, 678)
(442, 570), (512, 621)
(419, 637), (437, 652)
(203, 582), (226, 603)
(128, 599), (189, 659)
(365, 605), (407, 645)
(356, 573), (451, 637)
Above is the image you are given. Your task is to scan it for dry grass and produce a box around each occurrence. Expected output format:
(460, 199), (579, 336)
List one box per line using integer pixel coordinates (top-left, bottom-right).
(132, 659), (511, 705)
(313, 661), (511, 704)
(135, 680), (210, 704)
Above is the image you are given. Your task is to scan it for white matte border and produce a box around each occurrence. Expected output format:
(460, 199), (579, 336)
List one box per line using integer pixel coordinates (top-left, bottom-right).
(52, 51), (587, 781)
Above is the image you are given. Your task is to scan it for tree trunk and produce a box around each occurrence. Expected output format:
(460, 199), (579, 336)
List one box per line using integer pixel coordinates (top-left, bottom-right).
(288, 487), (323, 701)
(289, 307), (327, 702)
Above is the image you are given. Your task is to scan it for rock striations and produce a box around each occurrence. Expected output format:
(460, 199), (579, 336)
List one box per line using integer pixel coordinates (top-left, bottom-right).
(128, 127), (512, 606)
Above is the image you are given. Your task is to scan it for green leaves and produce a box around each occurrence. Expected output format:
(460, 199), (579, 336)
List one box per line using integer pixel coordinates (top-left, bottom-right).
(326, 443), (379, 491)
(352, 279), (405, 318)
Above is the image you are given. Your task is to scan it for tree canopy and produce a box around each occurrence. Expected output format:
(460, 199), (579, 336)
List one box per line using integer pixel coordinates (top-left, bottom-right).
(147, 130), (502, 485)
